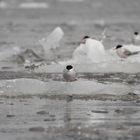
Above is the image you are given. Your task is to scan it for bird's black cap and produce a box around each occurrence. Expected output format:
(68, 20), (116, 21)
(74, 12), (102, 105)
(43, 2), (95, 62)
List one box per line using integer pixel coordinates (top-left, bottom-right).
(115, 45), (123, 49)
(66, 65), (73, 70)
(134, 32), (139, 35)
(83, 36), (90, 40)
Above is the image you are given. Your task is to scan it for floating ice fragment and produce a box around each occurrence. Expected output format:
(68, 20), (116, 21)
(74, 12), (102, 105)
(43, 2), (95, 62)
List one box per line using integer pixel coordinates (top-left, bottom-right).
(39, 27), (64, 59)
(39, 27), (64, 50)
(0, 46), (21, 61)
(71, 38), (106, 63)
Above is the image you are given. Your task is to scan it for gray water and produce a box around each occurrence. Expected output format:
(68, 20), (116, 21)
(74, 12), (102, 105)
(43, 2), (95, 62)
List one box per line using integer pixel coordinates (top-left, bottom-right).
(0, 0), (140, 139)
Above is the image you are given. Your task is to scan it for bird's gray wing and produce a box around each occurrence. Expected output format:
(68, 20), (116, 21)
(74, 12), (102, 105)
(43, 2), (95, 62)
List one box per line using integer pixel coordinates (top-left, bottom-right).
(124, 49), (140, 56)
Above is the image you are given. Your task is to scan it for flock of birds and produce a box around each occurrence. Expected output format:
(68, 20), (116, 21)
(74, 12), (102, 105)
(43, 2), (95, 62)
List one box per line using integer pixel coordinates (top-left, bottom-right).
(31, 27), (140, 82)
(2, 26), (139, 82)
(61, 30), (140, 82)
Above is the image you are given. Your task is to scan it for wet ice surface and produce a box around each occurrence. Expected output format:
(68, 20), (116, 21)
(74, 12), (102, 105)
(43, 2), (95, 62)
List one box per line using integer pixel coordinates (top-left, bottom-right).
(0, 95), (140, 140)
(0, 0), (140, 139)
(0, 72), (140, 140)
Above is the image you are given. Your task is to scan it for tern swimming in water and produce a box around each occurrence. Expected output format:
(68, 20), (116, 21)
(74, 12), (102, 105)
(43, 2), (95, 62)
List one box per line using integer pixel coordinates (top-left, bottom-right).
(63, 65), (76, 82)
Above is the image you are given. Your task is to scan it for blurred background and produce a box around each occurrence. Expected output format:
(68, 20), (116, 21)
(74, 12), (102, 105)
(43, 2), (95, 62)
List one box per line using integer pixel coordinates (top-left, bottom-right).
(0, 1), (140, 140)
(0, 0), (140, 63)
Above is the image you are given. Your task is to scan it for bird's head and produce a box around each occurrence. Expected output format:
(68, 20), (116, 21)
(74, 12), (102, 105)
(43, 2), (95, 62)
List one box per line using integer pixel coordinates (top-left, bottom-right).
(115, 45), (123, 49)
(81, 36), (90, 44)
(66, 65), (73, 70)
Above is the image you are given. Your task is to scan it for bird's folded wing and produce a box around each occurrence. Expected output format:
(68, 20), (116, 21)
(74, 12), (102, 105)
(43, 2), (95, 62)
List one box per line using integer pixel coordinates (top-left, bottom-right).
(123, 44), (140, 53)
(124, 48), (140, 56)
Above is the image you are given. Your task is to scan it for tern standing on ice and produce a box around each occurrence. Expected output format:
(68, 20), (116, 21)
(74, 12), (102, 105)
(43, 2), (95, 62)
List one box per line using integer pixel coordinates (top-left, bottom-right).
(115, 44), (140, 58)
(63, 65), (76, 82)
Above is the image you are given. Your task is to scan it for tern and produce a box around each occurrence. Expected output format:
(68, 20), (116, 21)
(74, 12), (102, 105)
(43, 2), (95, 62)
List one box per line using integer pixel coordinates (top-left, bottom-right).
(63, 65), (76, 82)
(115, 44), (140, 58)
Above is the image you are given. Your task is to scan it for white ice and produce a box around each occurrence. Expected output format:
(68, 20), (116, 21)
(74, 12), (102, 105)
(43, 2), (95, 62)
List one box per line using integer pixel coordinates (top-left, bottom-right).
(20, 26), (140, 73)
(34, 52), (140, 73)
(0, 46), (21, 61)
(72, 38), (106, 63)
(39, 27), (64, 59)
(34, 61), (140, 73)
(56, 39), (140, 73)
(0, 78), (137, 96)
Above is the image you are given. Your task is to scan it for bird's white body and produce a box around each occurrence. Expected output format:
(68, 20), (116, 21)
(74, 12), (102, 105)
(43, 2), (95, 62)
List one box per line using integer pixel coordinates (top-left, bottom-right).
(116, 47), (128, 58)
(63, 68), (76, 82)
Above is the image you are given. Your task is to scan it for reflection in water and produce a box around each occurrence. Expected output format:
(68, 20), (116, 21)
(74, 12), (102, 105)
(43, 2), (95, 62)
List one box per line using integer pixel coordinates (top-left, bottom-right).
(64, 95), (72, 129)
(0, 77), (139, 139)
(4, 96), (139, 140)
(63, 100), (140, 139)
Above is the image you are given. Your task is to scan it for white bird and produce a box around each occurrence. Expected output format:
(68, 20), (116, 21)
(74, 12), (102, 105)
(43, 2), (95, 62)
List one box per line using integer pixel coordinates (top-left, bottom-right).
(132, 31), (140, 45)
(63, 65), (76, 82)
(115, 44), (140, 58)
